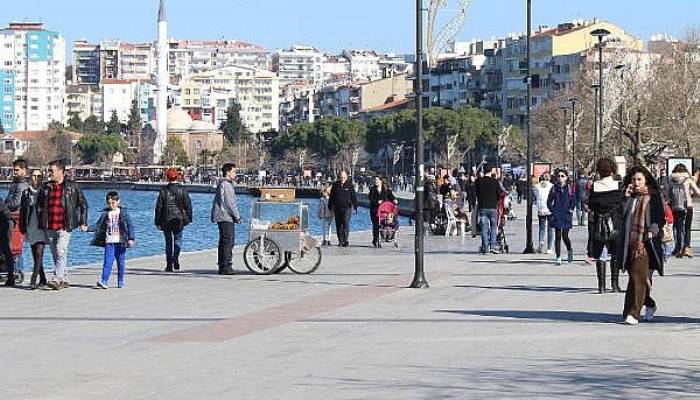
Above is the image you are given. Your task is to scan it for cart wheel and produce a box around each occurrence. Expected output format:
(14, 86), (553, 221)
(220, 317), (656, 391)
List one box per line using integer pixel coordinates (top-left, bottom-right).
(504, 245), (510, 254)
(244, 236), (282, 275)
(287, 247), (322, 274)
(15, 270), (24, 285)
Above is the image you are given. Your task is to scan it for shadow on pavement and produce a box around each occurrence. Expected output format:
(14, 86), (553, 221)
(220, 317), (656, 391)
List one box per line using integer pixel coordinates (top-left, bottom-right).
(454, 284), (594, 294)
(435, 309), (700, 324)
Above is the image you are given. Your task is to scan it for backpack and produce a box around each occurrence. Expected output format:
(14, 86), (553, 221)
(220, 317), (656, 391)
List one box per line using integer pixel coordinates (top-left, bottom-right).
(670, 178), (688, 212)
(593, 212), (617, 243)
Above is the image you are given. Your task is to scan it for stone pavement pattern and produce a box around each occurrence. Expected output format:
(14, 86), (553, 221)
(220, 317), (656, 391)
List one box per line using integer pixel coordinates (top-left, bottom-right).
(2, 203), (700, 399)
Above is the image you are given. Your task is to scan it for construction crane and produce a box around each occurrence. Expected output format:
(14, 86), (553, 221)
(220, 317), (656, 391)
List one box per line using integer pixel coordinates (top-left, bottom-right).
(427, 0), (472, 67)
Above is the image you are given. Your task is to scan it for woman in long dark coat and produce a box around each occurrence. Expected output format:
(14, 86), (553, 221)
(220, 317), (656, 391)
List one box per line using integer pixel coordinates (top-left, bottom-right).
(617, 166), (666, 325)
(547, 169), (575, 266)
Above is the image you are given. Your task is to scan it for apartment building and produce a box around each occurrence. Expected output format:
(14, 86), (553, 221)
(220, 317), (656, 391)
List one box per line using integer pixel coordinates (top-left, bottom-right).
(73, 40), (156, 86)
(501, 19), (643, 127)
(0, 22), (65, 133)
(179, 65), (279, 134)
(64, 84), (102, 123)
(342, 49), (382, 80)
(272, 45), (324, 87)
(101, 79), (157, 126)
(168, 40), (268, 83)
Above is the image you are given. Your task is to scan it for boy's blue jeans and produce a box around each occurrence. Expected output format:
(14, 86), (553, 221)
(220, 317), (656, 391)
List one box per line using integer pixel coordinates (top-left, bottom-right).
(102, 243), (126, 286)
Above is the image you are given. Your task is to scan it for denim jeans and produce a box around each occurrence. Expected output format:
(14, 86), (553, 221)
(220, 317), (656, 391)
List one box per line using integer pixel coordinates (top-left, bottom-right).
(47, 230), (71, 282)
(101, 243), (126, 286)
(321, 218), (333, 242)
(538, 215), (554, 249)
(479, 209), (498, 252)
(163, 229), (183, 266)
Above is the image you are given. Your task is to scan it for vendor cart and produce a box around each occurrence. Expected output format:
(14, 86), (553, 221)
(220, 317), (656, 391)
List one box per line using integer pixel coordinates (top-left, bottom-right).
(243, 193), (322, 275)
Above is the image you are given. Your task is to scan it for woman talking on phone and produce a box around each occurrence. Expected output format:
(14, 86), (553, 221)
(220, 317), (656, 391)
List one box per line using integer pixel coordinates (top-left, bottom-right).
(618, 166), (666, 325)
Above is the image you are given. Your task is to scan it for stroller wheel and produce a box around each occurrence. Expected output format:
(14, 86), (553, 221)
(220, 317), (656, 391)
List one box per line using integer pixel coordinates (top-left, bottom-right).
(504, 245), (509, 254)
(15, 270), (24, 284)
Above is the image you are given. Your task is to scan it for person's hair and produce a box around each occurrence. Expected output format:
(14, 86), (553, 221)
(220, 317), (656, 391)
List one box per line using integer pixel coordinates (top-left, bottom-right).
(48, 159), (66, 171)
(672, 163), (688, 174)
(625, 165), (660, 192)
(12, 158), (28, 170)
(221, 163), (236, 175)
(595, 157), (617, 178)
(165, 167), (179, 182)
(556, 168), (569, 177)
(106, 191), (120, 202)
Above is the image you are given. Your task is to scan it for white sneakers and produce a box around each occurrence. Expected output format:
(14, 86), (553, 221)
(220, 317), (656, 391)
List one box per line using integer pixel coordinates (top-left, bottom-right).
(546, 248), (554, 255)
(624, 315), (639, 325)
(555, 257), (562, 266)
(643, 306), (657, 322)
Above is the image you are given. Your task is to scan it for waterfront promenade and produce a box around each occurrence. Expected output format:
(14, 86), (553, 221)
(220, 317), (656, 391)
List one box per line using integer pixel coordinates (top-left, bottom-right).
(2, 203), (700, 399)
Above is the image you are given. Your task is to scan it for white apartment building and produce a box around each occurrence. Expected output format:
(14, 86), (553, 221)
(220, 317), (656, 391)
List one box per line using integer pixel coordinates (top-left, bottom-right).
(342, 49), (382, 80)
(180, 65), (279, 133)
(0, 22), (65, 133)
(168, 40), (269, 83)
(64, 84), (102, 123)
(101, 79), (158, 126)
(321, 55), (351, 83)
(272, 45), (324, 87)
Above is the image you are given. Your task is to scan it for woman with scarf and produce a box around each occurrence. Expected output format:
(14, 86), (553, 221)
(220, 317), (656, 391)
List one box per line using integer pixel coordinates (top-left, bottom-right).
(618, 166), (666, 325)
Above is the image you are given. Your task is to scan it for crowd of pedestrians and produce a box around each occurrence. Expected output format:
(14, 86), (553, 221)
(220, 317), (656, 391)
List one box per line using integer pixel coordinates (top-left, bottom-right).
(2, 155), (699, 327)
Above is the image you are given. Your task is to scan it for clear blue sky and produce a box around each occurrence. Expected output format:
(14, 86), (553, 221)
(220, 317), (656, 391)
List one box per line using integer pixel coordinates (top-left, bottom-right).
(3, 0), (699, 60)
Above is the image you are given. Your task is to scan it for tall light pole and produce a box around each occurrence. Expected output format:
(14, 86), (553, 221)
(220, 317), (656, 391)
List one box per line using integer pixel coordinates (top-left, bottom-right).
(590, 28), (609, 164)
(560, 105), (569, 166)
(591, 83), (600, 164)
(410, 0), (428, 288)
(523, 0), (534, 254)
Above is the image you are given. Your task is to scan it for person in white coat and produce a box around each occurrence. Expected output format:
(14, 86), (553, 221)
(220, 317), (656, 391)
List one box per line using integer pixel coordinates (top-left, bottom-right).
(533, 172), (554, 253)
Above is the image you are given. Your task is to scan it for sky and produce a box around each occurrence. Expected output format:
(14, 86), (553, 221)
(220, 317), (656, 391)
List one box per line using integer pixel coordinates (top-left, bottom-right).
(3, 0), (699, 61)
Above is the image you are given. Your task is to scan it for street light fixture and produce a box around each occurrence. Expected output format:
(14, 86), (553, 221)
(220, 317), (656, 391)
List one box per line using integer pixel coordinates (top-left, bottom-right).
(523, 0), (534, 254)
(410, 0), (428, 289)
(591, 83), (600, 164)
(590, 28), (610, 164)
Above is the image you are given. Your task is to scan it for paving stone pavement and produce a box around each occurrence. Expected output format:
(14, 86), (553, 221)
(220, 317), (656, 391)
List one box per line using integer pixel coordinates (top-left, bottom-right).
(1, 203), (700, 399)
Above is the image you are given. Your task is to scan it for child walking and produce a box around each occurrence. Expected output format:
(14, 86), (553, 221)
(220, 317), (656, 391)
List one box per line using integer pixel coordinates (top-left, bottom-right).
(86, 192), (135, 288)
(317, 186), (334, 246)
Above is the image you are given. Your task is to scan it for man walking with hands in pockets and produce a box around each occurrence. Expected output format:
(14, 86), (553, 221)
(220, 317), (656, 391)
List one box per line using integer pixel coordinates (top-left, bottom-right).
(211, 163), (240, 275)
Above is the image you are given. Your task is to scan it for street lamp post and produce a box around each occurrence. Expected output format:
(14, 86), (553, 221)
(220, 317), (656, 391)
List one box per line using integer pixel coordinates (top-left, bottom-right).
(560, 105), (568, 168)
(523, 0), (535, 254)
(590, 28), (610, 164)
(591, 83), (600, 163)
(410, 0), (428, 288)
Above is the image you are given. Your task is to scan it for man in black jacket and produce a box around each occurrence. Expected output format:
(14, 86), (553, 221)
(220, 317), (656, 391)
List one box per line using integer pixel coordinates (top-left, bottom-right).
(5, 158), (30, 212)
(36, 159), (88, 289)
(328, 170), (357, 247)
(476, 167), (504, 254)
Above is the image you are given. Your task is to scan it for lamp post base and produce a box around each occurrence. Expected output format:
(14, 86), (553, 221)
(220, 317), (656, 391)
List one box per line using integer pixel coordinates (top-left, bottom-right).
(523, 245), (535, 254)
(409, 278), (429, 289)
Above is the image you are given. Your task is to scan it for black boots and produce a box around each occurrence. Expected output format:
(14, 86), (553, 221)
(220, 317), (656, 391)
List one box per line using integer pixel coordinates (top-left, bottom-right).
(596, 261), (606, 294)
(610, 266), (622, 293)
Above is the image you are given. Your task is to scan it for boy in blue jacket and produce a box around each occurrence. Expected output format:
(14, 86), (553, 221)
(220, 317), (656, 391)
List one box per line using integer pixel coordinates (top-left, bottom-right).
(85, 192), (135, 288)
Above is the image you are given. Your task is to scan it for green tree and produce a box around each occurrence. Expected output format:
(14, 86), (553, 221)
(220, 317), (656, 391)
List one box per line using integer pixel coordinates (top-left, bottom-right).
(67, 114), (84, 133)
(270, 123), (314, 157)
(163, 136), (189, 166)
(105, 110), (122, 135)
(83, 115), (104, 135)
(219, 102), (246, 143)
(76, 134), (128, 164)
(0, 119), (4, 135)
(127, 99), (142, 134)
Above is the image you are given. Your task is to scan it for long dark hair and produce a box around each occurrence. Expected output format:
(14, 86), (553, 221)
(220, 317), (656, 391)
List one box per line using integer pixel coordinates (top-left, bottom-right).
(624, 165), (660, 193)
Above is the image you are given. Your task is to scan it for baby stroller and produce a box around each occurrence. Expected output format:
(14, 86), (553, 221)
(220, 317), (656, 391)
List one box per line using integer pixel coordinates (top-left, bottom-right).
(377, 201), (400, 248)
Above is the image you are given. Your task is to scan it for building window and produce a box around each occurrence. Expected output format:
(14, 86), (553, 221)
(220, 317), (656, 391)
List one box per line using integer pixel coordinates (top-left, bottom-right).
(195, 140), (202, 149)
